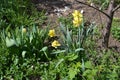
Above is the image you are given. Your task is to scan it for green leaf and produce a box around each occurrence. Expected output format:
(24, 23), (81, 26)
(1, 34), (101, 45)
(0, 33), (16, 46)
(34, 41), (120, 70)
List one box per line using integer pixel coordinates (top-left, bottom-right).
(75, 48), (84, 52)
(55, 58), (64, 68)
(111, 69), (118, 78)
(60, 23), (66, 37)
(68, 68), (77, 80)
(51, 50), (66, 54)
(66, 28), (72, 46)
(6, 37), (16, 47)
(83, 69), (91, 76)
(29, 34), (33, 43)
(83, 69), (97, 80)
(14, 58), (19, 65)
(22, 51), (26, 58)
(40, 46), (48, 52)
(40, 47), (49, 60)
(67, 54), (78, 61)
(91, 69), (97, 76)
(82, 59), (85, 71)
(76, 62), (81, 68)
(16, 37), (21, 45)
(85, 61), (93, 69)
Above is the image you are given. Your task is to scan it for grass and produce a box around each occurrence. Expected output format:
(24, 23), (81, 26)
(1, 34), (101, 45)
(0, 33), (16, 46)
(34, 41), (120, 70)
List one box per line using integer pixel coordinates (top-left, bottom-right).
(112, 17), (120, 41)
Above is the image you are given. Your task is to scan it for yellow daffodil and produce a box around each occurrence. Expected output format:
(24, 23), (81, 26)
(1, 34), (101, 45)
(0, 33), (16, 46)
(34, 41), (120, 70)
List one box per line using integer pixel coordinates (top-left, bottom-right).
(48, 29), (56, 37)
(72, 10), (83, 18)
(51, 40), (61, 48)
(72, 10), (83, 27)
(73, 20), (80, 27)
(73, 17), (83, 27)
(22, 28), (26, 33)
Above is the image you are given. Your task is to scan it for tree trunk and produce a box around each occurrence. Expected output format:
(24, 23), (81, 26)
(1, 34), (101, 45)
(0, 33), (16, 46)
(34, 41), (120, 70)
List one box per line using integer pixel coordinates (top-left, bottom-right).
(102, 0), (115, 48)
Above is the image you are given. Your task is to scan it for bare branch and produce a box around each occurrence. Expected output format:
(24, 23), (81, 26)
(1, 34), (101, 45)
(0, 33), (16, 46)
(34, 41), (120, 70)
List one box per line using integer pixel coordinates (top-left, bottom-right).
(75, 0), (111, 19)
(112, 5), (120, 12)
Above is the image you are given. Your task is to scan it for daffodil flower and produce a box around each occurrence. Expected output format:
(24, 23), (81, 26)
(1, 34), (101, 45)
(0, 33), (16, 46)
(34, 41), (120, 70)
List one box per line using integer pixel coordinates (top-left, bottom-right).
(48, 29), (56, 37)
(73, 17), (83, 27)
(72, 10), (83, 27)
(51, 40), (61, 48)
(72, 10), (83, 18)
(22, 28), (26, 33)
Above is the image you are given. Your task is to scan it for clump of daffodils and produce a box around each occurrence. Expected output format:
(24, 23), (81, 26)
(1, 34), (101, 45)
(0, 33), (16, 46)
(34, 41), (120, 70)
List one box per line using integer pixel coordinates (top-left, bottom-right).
(51, 40), (61, 48)
(48, 29), (56, 37)
(72, 10), (83, 27)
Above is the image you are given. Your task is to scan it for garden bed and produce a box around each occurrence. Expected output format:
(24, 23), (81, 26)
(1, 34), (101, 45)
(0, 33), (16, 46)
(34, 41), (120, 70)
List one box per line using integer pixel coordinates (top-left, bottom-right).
(0, 0), (120, 80)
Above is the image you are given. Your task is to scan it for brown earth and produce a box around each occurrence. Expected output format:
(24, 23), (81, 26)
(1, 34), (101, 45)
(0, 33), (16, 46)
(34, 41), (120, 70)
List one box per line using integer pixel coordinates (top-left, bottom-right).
(32, 0), (120, 53)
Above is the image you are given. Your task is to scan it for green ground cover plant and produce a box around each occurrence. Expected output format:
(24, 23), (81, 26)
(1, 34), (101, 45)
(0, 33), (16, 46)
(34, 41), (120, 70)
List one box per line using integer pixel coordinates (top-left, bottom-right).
(0, 0), (46, 29)
(112, 18), (120, 41)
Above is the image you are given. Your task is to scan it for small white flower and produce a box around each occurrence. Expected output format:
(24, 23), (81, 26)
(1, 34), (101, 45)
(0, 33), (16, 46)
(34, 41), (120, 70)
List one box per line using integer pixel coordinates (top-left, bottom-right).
(90, 3), (94, 7)
(81, 10), (84, 14)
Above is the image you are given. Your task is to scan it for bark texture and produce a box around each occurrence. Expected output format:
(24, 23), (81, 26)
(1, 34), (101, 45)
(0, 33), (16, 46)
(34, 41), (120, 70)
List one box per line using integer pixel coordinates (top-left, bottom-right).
(102, 0), (115, 48)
